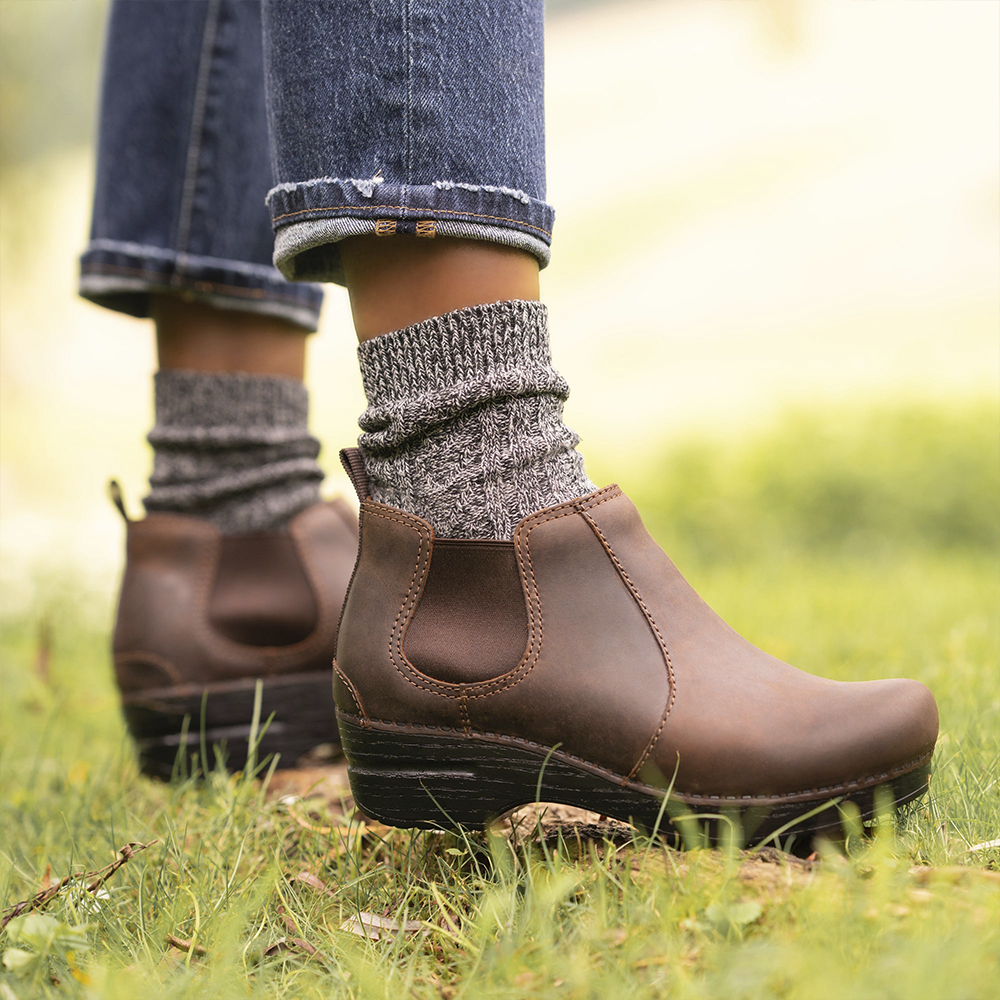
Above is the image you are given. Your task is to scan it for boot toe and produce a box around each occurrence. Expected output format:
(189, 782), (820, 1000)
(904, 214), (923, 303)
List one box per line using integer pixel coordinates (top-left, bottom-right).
(654, 674), (939, 803)
(872, 676), (939, 767)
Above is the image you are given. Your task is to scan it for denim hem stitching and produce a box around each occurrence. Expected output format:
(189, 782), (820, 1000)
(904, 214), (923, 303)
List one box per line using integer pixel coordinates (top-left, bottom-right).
(271, 203), (552, 238)
(80, 263), (321, 307)
(85, 240), (289, 280)
(405, 0), (413, 183)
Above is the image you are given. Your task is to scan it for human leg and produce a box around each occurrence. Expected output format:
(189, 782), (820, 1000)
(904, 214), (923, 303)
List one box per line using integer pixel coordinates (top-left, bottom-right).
(81, 0), (356, 776)
(262, 0), (593, 539)
(340, 235), (538, 343)
(82, 0), (327, 534)
(257, 0), (939, 841)
(260, 0), (552, 284)
(81, 0), (322, 328)
(153, 296), (306, 378)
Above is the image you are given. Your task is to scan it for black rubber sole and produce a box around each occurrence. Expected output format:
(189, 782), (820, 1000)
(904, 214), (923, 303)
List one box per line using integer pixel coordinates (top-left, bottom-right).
(338, 713), (932, 849)
(122, 672), (339, 779)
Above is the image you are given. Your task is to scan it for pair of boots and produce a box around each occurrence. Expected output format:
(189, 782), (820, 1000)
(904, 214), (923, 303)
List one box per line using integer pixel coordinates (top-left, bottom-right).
(113, 453), (938, 848)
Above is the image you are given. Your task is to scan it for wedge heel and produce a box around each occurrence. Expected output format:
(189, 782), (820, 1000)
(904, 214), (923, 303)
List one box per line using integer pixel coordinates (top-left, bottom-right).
(338, 712), (662, 830)
(122, 672), (337, 778)
(338, 713), (933, 847)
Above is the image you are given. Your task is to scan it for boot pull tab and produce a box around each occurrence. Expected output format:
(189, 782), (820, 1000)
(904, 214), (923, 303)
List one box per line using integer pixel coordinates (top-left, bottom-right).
(108, 479), (131, 523)
(339, 448), (371, 503)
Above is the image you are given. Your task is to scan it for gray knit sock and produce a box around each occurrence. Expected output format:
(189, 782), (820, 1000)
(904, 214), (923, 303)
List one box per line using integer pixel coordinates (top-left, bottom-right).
(357, 300), (595, 539)
(145, 369), (324, 533)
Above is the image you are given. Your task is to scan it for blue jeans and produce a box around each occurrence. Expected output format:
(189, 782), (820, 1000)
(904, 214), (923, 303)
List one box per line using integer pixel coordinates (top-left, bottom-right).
(79, 0), (551, 332)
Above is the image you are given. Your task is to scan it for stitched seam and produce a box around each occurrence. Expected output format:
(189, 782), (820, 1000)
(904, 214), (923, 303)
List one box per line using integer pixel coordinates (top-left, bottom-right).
(271, 203), (552, 237)
(462, 486), (623, 698)
(368, 486), (621, 700)
(460, 500), (552, 699)
(366, 503), (543, 701)
(404, 0), (412, 183)
(81, 264), (317, 305)
(339, 712), (935, 802)
(333, 659), (368, 721)
(347, 503), (452, 701)
(194, 508), (336, 665)
(578, 507), (676, 780)
(384, 510), (433, 692)
(85, 239), (286, 278)
(367, 505), (532, 700)
(176, 0), (221, 255)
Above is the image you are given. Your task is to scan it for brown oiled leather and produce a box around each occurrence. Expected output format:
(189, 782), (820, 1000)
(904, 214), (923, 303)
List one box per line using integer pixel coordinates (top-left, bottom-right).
(114, 498), (358, 696)
(405, 539), (528, 683)
(334, 487), (939, 802)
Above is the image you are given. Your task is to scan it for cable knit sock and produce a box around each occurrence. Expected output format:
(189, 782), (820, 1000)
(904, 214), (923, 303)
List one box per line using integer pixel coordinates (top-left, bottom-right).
(357, 300), (595, 539)
(145, 369), (324, 533)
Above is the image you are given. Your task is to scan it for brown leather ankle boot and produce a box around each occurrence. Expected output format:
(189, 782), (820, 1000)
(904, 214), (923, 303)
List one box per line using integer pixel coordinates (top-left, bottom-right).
(332, 450), (938, 847)
(110, 484), (358, 778)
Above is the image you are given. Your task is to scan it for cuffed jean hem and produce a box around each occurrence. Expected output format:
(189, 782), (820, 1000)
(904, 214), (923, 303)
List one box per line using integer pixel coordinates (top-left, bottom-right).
(78, 240), (325, 331)
(273, 217), (552, 285)
(267, 179), (554, 285)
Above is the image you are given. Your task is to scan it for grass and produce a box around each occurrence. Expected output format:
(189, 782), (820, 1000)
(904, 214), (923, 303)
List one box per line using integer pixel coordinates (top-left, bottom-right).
(1, 400), (998, 999)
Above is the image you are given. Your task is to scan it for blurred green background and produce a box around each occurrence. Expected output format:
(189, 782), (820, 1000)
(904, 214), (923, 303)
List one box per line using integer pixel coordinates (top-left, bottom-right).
(0, 0), (997, 618)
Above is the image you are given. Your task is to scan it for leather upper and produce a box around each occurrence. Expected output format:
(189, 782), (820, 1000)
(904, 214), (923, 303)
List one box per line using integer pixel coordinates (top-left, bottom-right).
(334, 486), (939, 803)
(114, 499), (358, 695)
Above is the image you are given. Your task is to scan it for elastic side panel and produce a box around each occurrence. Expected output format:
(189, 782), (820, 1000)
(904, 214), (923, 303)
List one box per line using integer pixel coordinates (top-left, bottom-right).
(404, 539), (528, 683)
(208, 534), (317, 646)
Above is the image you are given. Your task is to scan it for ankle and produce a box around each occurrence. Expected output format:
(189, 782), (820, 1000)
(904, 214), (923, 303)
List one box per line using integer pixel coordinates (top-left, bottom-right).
(153, 295), (308, 378)
(341, 235), (539, 342)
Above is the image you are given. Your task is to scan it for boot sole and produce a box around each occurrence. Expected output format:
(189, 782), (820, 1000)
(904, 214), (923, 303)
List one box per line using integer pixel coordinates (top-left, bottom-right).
(122, 672), (338, 779)
(338, 713), (932, 848)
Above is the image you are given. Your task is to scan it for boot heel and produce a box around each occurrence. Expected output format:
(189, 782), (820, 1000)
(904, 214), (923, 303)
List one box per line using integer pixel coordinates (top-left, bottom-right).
(338, 714), (512, 828)
(122, 672), (338, 778)
(337, 713), (677, 831)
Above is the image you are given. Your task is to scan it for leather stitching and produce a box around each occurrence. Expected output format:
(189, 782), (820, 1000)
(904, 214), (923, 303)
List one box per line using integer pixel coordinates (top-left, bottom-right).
(577, 507), (677, 780)
(370, 500), (543, 700)
(364, 506), (436, 696)
(463, 486), (626, 700)
(354, 503), (467, 703)
(181, 505), (339, 668)
(390, 519), (434, 689)
(333, 658), (368, 721)
(367, 487), (623, 701)
(338, 711), (935, 803)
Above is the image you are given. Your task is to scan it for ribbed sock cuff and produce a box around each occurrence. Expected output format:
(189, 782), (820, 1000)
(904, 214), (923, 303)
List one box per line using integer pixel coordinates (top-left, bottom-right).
(145, 369), (323, 533)
(149, 369), (312, 445)
(358, 300), (553, 406)
(357, 301), (571, 453)
(356, 300), (594, 539)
